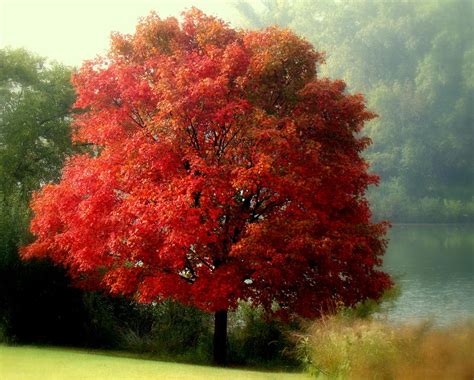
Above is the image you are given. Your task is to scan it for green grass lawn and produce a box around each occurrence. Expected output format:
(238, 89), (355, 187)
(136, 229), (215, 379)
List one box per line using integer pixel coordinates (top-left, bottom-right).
(0, 345), (310, 380)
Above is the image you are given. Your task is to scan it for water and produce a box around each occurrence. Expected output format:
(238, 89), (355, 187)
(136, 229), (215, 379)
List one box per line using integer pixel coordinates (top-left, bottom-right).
(381, 224), (474, 326)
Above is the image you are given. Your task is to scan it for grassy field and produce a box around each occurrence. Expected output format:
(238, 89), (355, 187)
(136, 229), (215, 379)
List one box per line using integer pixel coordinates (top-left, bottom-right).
(0, 345), (309, 380)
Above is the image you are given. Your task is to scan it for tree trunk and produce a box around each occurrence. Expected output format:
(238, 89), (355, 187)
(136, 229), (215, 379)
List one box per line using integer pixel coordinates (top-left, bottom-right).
(213, 310), (228, 365)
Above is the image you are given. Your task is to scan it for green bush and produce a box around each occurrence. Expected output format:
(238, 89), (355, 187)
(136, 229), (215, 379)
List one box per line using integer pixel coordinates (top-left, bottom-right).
(99, 299), (299, 367)
(0, 195), (92, 346)
(119, 300), (212, 361)
(81, 294), (213, 362)
(227, 302), (299, 369)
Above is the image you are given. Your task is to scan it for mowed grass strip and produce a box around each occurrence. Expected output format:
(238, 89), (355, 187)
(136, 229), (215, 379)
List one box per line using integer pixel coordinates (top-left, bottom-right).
(0, 345), (309, 380)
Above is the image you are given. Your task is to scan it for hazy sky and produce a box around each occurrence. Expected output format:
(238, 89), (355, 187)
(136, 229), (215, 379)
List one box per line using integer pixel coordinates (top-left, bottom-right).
(0, 0), (237, 66)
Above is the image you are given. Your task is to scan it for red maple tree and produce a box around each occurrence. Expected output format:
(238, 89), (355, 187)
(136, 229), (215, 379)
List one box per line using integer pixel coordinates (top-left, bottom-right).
(22, 9), (392, 364)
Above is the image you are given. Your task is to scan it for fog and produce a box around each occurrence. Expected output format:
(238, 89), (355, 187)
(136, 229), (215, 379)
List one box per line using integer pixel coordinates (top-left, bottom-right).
(0, 0), (237, 65)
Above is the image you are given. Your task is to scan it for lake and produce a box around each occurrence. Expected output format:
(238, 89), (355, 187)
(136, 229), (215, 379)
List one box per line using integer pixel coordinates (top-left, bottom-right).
(380, 224), (474, 326)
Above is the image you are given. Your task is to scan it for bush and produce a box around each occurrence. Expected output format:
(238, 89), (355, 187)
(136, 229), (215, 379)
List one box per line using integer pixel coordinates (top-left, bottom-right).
(297, 315), (474, 379)
(118, 300), (213, 362)
(81, 294), (213, 362)
(0, 195), (92, 346)
(81, 298), (299, 367)
(227, 302), (299, 368)
(111, 300), (299, 367)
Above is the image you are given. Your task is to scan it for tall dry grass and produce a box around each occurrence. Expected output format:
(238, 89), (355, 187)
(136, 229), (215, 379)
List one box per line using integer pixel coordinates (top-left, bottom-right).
(297, 315), (474, 379)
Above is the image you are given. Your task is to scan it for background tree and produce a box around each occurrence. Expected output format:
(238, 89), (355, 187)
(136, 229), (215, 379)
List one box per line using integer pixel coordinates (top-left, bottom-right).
(0, 49), (76, 196)
(236, 0), (474, 222)
(0, 48), (87, 343)
(22, 9), (392, 364)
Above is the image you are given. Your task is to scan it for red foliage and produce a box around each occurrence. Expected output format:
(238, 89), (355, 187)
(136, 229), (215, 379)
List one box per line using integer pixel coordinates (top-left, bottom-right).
(22, 9), (391, 318)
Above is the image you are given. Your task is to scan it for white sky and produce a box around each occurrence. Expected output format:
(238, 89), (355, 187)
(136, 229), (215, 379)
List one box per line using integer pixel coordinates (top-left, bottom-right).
(0, 0), (239, 66)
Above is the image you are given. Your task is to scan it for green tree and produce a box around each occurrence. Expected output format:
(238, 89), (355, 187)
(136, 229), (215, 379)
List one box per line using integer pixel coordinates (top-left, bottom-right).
(0, 48), (76, 197)
(0, 48), (84, 343)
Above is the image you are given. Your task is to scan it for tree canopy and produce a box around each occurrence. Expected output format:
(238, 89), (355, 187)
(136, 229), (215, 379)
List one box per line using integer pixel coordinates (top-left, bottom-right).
(0, 48), (76, 198)
(22, 9), (391, 363)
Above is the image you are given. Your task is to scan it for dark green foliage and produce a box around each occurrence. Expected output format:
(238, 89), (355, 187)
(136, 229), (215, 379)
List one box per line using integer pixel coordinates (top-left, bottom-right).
(227, 303), (299, 368)
(0, 48), (77, 197)
(78, 295), (213, 358)
(75, 296), (298, 367)
(114, 299), (213, 360)
(0, 195), (88, 346)
(0, 172), (91, 347)
(80, 298), (297, 367)
(0, 259), (88, 345)
(0, 48), (86, 345)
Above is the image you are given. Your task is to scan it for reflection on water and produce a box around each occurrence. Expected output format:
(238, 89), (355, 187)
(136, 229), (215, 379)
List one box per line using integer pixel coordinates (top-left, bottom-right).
(381, 224), (474, 326)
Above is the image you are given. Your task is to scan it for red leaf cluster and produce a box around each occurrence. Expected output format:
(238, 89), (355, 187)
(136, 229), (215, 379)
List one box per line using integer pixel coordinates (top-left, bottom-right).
(22, 8), (391, 318)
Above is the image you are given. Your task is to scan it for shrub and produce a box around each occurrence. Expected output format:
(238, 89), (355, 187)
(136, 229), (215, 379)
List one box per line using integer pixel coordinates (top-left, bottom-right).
(227, 302), (299, 368)
(82, 294), (213, 361)
(297, 315), (474, 379)
(120, 300), (213, 362)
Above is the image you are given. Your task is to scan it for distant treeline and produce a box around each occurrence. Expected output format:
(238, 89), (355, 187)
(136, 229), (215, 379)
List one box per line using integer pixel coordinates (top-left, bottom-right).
(236, 0), (474, 223)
